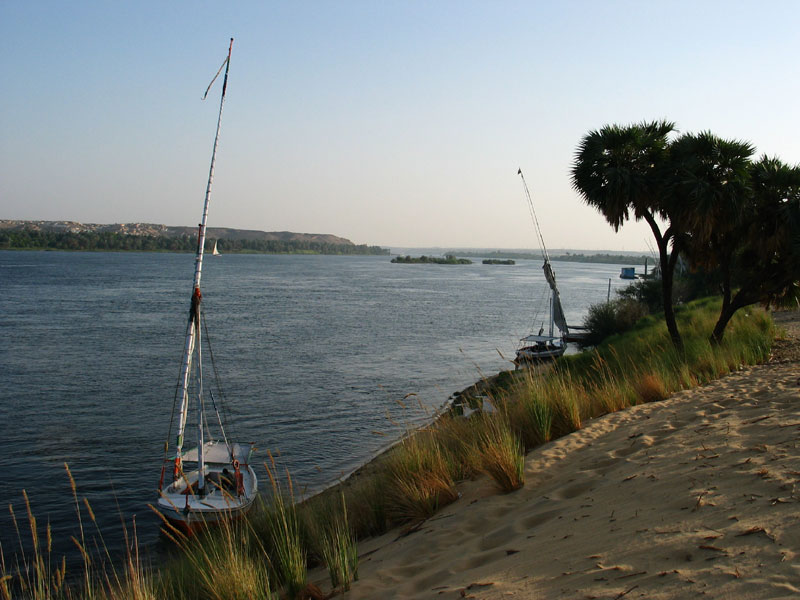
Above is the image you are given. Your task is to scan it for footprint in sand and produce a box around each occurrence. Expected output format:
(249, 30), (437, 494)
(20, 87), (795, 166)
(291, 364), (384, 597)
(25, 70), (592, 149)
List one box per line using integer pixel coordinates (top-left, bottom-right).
(410, 568), (455, 593)
(646, 427), (678, 447)
(522, 507), (565, 530)
(705, 401), (729, 414)
(583, 456), (618, 475)
(456, 549), (505, 571)
(613, 444), (640, 458)
(552, 480), (597, 500)
(478, 524), (519, 551)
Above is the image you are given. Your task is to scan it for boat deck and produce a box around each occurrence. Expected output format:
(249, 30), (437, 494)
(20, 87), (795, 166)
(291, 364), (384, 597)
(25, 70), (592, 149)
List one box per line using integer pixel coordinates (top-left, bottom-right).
(157, 465), (257, 521)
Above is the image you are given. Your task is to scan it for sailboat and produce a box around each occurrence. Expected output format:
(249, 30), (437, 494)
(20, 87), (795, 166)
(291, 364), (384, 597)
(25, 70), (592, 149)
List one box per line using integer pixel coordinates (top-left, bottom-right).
(212, 240), (221, 256)
(514, 168), (569, 366)
(156, 39), (257, 531)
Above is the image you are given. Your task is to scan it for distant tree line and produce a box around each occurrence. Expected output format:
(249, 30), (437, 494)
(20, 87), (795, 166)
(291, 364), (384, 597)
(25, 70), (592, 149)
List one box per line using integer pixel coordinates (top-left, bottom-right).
(0, 230), (389, 256)
(456, 250), (651, 265)
(210, 238), (388, 255)
(554, 253), (651, 265)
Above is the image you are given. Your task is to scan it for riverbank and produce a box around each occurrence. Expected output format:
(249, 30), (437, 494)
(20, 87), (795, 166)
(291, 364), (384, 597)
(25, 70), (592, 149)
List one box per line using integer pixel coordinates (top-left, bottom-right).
(308, 309), (800, 599)
(3, 302), (792, 599)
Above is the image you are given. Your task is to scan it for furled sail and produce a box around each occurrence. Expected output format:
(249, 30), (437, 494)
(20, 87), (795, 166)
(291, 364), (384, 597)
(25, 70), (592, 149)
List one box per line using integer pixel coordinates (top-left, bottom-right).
(543, 260), (569, 335)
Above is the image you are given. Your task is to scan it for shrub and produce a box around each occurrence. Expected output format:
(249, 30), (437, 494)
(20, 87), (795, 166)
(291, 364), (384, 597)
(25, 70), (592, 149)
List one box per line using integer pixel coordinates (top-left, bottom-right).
(580, 301), (618, 348)
(580, 299), (647, 348)
(616, 279), (663, 312)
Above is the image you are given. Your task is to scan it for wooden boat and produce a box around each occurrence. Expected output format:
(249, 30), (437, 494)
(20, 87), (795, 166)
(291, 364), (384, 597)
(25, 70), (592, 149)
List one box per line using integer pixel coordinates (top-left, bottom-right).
(514, 169), (569, 366)
(156, 39), (257, 532)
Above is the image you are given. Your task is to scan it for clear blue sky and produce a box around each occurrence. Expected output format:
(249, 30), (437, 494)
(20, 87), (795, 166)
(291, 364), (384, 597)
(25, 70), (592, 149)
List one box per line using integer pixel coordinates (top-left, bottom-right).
(2, 1), (799, 251)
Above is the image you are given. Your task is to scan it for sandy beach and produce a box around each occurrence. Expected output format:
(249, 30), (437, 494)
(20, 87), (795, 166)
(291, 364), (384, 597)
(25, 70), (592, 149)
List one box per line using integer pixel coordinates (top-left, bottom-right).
(311, 311), (800, 599)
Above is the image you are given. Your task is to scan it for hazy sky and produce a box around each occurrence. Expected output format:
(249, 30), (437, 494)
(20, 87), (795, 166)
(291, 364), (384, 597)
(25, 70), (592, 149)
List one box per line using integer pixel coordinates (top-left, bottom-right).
(2, 1), (799, 251)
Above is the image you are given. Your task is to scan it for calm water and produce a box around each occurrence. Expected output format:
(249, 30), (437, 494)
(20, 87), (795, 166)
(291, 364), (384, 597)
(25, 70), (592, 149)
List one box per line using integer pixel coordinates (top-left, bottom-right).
(0, 251), (631, 566)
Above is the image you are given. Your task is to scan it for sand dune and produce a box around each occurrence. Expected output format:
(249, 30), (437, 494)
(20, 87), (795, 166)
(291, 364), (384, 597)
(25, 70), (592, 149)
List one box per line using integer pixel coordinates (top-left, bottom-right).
(313, 312), (800, 599)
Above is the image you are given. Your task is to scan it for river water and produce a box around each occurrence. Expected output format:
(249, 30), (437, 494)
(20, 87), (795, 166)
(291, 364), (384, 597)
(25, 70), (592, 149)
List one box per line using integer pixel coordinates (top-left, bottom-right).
(0, 250), (631, 567)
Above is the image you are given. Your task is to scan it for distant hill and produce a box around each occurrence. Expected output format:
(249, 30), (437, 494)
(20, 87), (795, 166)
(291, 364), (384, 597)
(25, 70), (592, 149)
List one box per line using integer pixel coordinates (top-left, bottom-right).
(0, 220), (389, 255)
(0, 220), (355, 246)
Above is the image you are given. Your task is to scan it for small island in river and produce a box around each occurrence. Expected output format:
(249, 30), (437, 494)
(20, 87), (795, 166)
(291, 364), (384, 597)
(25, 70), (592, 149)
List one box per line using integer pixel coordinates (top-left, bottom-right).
(391, 254), (472, 264)
(482, 258), (515, 265)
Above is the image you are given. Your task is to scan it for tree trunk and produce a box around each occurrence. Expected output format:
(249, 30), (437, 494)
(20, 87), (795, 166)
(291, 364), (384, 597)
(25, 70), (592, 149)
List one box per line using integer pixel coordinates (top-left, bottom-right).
(662, 249), (683, 351)
(644, 214), (683, 351)
(711, 257), (733, 345)
(710, 308), (734, 344)
(710, 288), (757, 345)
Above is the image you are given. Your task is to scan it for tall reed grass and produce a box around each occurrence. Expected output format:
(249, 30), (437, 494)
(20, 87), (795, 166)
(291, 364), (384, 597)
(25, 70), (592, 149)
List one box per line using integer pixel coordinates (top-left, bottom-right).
(477, 415), (525, 492)
(263, 453), (306, 599)
(385, 431), (459, 523)
(319, 492), (358, 591)
(174, 521), (273, 600)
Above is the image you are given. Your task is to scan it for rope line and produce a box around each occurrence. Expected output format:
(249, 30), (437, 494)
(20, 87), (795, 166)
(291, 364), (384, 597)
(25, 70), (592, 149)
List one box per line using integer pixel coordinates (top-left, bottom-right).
(518, 168), (550, 262)
(202, 310), (235, 455)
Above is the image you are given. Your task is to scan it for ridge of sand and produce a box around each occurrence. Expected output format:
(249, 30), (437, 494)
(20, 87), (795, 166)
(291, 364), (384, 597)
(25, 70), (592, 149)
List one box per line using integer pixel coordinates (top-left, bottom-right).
(314, 311), (800, 599)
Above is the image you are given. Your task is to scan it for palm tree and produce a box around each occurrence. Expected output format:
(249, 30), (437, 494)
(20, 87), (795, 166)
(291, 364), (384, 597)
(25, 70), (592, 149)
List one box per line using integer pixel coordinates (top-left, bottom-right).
(571, 120), (684, 349)
(708, 156), (800, 342)
(669, 132), (755, 343)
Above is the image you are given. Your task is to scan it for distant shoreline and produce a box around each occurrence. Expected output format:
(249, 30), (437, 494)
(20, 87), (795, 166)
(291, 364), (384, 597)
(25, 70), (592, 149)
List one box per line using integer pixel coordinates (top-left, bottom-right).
(0, 220), (390, 256)
(0, 232), (388, 256)
(455, 250), (652, 266)
(0, 246), (388, 256)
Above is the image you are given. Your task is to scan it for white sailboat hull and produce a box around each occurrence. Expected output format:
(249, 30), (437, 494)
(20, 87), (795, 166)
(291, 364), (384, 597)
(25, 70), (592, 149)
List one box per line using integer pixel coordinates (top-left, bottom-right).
(514, 339), (566, 364)
(157, 463), (258, 532)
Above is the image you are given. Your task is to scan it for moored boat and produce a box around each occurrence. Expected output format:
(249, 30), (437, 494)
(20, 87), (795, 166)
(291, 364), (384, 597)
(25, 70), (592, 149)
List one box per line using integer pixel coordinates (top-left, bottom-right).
(514, 169), (569, 366)
(155, 39), (257, 532)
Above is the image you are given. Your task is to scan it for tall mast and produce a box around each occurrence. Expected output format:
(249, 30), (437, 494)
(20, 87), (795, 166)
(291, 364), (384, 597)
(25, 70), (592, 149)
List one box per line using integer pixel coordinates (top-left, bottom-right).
(174, 39), (234, 482)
